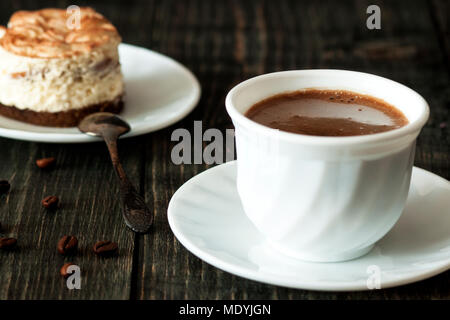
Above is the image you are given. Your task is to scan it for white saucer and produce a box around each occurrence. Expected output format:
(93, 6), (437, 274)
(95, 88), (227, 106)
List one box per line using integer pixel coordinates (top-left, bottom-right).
(0, 43), (201, 143)
(168, 161), (450, 291)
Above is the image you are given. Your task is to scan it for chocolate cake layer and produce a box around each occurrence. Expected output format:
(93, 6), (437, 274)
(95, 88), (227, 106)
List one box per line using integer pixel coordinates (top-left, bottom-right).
(0, 96), (124, 127)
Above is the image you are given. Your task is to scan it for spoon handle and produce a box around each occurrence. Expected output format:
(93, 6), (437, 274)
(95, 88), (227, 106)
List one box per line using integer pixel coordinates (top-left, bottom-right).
(103, 134), (153, 233)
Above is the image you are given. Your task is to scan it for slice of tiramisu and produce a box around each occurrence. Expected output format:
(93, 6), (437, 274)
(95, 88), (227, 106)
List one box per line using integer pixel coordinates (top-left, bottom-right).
(0, 7), (124, 127)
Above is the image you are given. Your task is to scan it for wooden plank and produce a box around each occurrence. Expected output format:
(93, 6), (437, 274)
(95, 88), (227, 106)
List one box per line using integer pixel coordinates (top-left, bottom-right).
(430, 0), (450, 71)
(0, 136), (142, 299)
(136, 0), (449, 299)
(0, 0), (143, 300)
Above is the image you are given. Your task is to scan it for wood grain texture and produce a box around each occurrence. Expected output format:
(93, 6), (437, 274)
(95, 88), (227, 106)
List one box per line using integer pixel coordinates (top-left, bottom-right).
(0, 138), (141, 299)
(0, 0), (448, 300)
(430, 0), (449, 71)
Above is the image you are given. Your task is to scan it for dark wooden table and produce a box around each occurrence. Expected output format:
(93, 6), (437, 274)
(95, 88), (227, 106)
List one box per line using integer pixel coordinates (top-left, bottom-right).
(0, 0), (448, 300)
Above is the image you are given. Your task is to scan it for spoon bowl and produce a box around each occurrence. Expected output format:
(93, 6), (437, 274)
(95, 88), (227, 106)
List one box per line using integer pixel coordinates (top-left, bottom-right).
(78, 112), (131, 138)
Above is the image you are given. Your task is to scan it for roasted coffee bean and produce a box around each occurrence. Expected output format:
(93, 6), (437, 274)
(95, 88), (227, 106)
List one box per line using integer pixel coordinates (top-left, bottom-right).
(0, 180), (10, 194)
(93, 241), (118, 256)
(57, 235), (78, 255)
(0, 237), (17, 250)
(60, 263), (75, 278)
(36, 157), (56, 169)
(42, 196), (59, 210)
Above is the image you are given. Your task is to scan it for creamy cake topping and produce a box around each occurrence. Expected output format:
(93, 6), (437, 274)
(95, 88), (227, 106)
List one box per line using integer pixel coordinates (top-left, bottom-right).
(0, 7), (121, 59)
(0, 7), (123, 113)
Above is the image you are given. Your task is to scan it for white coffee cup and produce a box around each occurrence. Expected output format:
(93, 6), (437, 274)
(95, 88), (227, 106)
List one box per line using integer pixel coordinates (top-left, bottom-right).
(225, 70), (429, 262)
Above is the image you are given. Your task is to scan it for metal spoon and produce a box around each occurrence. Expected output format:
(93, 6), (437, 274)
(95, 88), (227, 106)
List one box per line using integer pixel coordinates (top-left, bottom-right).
(78, 112), (153, 233)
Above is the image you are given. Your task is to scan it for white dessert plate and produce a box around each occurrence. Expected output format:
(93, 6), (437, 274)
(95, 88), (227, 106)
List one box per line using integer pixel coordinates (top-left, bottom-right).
(168, 161), (450, 291)
(0, 43), (201, 143)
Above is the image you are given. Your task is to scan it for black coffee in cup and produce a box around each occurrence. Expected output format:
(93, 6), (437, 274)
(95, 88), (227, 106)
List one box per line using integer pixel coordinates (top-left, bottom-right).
(245, 89), (408, 136)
